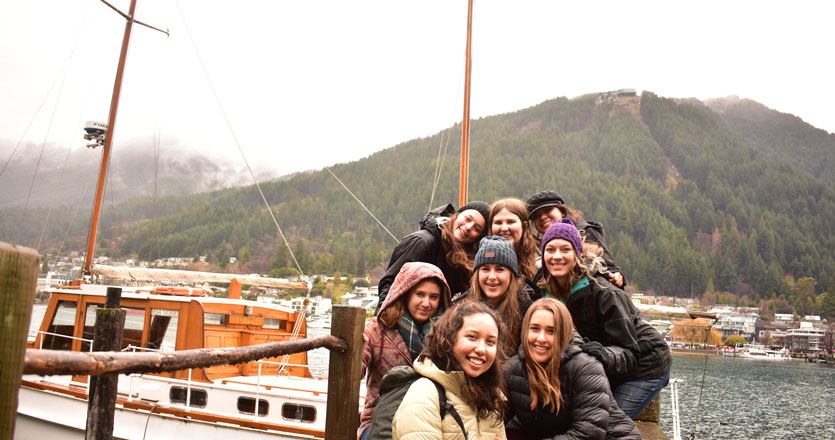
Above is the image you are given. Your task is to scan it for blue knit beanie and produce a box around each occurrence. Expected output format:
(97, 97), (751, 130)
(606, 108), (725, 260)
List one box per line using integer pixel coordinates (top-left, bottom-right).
(474, 236), (518, 275)
(540, 218), (583, 259)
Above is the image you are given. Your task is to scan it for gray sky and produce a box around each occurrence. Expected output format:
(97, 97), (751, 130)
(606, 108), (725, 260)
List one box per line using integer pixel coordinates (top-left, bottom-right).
(2, 0), (833, 179)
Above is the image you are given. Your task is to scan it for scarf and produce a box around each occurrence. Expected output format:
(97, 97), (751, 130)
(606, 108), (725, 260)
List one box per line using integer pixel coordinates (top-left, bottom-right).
(397, 310), (439, 361)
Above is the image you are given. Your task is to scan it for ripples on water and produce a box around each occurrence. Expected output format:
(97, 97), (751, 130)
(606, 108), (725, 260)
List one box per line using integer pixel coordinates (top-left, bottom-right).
(660, 355), (835, 439)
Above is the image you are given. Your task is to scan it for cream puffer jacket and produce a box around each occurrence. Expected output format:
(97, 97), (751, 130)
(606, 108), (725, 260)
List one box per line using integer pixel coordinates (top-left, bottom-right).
(392, 357), (506, 440)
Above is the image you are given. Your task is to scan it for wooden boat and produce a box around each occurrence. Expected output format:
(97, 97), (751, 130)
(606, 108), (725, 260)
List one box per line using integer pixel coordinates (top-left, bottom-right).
(18, 275), (364, 439)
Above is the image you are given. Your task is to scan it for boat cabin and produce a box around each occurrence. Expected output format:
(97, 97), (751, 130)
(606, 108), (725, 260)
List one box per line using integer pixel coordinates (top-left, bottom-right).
(30, 283), (313, 382)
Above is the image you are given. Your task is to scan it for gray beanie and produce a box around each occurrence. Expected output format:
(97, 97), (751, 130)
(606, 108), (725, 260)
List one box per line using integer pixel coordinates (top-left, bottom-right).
(474, 236), (518, 275)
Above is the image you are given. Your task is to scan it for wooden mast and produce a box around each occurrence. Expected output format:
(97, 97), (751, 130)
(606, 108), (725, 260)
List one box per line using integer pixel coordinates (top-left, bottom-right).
(82, 0), (139, 277)
(459, 0), (474, 208)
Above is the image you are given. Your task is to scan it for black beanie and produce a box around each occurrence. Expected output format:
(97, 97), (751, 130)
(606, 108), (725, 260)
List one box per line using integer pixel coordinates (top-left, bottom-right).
(457, 201), (490, 224)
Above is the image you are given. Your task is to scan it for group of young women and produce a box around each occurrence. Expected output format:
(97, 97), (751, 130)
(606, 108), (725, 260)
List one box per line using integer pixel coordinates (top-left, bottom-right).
(360, 192), (671, 439)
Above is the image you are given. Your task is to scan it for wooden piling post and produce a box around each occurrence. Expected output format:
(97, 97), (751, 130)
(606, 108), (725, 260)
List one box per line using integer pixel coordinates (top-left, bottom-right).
(85, 287), (126, 440)
(324, 305), (365, 440)
(0, 243), (39, 440)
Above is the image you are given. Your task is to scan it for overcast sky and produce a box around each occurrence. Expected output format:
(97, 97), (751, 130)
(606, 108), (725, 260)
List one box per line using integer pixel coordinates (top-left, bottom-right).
(2, 1), (833, 180)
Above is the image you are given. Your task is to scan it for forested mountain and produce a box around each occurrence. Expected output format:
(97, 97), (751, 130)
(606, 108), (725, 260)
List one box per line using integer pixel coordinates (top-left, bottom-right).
(3, 92), (834, 318)
(702, 96), (835, 185)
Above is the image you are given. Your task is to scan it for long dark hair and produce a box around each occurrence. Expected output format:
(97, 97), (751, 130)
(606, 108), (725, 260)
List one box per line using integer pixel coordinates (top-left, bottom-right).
(439, 211), (477, 275)
(488, 198), (537, 281)
(421, 301), (506, 419)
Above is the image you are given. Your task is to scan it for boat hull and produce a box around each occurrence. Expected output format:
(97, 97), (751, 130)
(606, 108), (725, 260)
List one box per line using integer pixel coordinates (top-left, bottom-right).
(16, 383), (319, 440)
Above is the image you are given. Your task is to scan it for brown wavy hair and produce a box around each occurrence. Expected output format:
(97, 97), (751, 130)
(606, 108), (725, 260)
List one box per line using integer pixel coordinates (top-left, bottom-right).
(378, 278), (447, 329)
(468, 272), (525, 359)
(439, 211), (479, 276)
(420, 301), (506, 419)
(488, 198), (537, 281)
(522, 298), (574, 412)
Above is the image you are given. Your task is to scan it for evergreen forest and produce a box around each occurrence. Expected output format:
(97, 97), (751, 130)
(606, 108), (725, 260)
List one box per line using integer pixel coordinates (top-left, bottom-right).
(3, 92), (835, 319)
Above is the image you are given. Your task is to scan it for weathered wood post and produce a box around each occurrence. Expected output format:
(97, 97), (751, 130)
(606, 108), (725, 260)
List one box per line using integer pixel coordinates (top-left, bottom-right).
(0, 242), (39, 440)
(324, 305), (365, 440)
(85, 287), (126, 440)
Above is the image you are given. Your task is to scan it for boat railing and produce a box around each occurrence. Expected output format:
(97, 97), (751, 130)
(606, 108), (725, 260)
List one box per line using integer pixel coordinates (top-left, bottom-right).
(20, 304), (366, 439)
(669, 378), (684, 440)
(28, 330), (95, 394)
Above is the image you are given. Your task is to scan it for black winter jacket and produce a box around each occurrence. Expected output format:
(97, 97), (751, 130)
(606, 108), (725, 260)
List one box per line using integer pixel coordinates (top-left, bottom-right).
(503, 334), (641, 440)
(567, 277), (671, 385)
(377, 204), (471, 313)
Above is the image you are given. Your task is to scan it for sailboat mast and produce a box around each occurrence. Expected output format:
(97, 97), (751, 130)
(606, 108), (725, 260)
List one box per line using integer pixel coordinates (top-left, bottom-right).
(459, 0), (473, 208)
(82, 0), (138, 277)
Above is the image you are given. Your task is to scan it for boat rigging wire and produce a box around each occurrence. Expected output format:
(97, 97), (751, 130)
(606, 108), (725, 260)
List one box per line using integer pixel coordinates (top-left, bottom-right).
(689, 328), (712, 440)
(21, 60), (73, 222)
(173, 0), (305, 279)
(0, 63), (68, 179)
(53, 175), (96, 264)
(152, 128), (161, 262)
(428, 61), (465, 211)
(325, 167), (398, 243)
(36, 97), (90, 252)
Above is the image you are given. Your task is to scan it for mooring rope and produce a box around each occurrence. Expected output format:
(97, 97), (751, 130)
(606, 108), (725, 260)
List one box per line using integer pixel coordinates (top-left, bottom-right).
(689, 326), (712, 440)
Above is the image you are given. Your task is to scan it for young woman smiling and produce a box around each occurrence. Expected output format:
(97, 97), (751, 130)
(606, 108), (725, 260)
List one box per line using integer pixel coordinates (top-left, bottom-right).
(488, 198), (538, 282)
(377, 202), (490, 313)
(540, 219), (671, 420)
(503, 298), (641, 439)
(455, 235), (535, 359)
(359, 262), (451, 440)
(526, 190), (625, 288)
(391, 301), (507, 440)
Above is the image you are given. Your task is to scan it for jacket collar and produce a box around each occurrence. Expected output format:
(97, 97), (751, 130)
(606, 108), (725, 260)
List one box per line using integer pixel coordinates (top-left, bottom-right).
(570, 276), (589, 296)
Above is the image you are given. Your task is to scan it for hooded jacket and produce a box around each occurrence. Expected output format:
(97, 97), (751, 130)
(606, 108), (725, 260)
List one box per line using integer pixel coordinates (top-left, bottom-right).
(566, 277), (671, 385)
(378, 205), (471, 311)
(503, 333), (641, 440)
(392, 357), (506, 440)
(360, 262), (452, 433)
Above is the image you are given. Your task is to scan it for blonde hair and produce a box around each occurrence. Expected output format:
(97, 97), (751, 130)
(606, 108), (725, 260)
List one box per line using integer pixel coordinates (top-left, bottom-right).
(521, 298), (574, 412)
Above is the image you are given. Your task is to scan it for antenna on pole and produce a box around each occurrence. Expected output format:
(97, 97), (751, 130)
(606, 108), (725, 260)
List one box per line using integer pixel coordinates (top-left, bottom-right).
(81, 0), (167, 278)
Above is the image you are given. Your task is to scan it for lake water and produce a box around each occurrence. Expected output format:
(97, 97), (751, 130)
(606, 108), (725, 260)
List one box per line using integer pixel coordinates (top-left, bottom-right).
(659, 355), (835, 439)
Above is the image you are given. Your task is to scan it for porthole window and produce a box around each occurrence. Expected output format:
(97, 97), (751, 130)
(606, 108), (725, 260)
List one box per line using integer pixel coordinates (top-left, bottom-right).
(238, 397), (269, 416)
(281, 403), (316, 423)
(169, 386), (208, 408)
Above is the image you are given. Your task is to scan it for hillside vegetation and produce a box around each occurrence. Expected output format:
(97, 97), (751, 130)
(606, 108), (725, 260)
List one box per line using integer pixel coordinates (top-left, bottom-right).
(3, 92), (834, 318)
